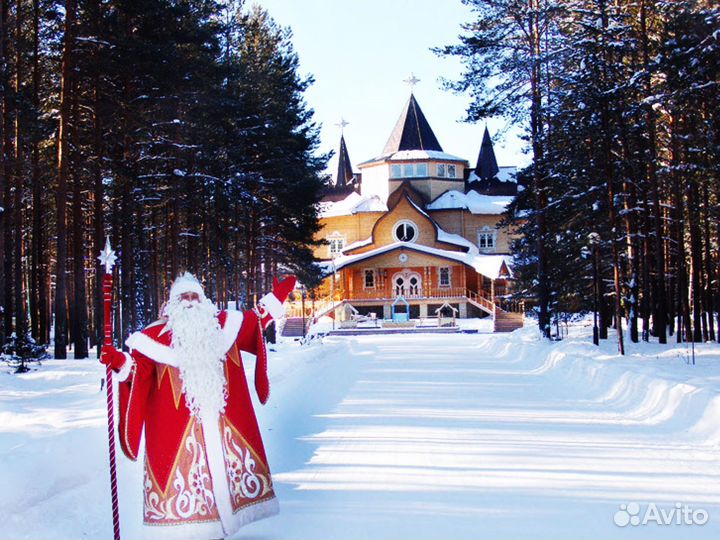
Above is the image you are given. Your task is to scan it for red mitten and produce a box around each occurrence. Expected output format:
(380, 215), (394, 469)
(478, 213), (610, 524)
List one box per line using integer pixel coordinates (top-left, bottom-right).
(272, 274), (297, 304)
(100, 345), (126, 372)
(257, 274), (296, 325)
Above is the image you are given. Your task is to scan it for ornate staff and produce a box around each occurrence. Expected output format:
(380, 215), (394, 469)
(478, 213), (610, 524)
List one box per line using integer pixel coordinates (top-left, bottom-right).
(98, 237), (120, 540)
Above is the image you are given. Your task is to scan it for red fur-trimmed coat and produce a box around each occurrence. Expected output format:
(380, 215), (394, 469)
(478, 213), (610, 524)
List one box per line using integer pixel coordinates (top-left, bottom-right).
(118, 309), (278, 539)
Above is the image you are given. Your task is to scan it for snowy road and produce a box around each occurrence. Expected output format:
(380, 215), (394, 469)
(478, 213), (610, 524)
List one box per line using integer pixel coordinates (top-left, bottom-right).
(2, 327), (719, 539)
(244, 331), (720, 540)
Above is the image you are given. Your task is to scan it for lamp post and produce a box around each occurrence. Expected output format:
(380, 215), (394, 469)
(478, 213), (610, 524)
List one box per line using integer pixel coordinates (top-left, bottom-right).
(588, 233), (600, 346)
(300, 283), (307, 338)
(331, 260), (336, 330)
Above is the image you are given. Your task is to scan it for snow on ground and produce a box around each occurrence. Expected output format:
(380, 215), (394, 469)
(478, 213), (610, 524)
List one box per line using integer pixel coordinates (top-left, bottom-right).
(2, 320), (719, 539)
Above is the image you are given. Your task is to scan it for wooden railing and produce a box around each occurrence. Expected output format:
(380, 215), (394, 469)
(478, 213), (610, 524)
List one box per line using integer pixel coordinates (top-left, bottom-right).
(465, 289), (497, 313)
(284, 289), (525, 319)
(285, 295), (339, 319)
(348, 287), (470, 301)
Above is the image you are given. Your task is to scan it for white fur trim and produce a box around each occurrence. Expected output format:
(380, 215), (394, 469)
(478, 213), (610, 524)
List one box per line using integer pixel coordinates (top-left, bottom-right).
(228, 496), (279, 532)
(137, 494), (278, 540)
(125, 331), (178, 367)
(203, 417), (235, 534)
(220, 310), (243, 353)
(115, 353), (134, 383)
(199, 413), (279, 536)
(169, 273), (205, 300)
(140, 518), (224, 540)
(125, 312), (242, 366)
(258, 292), (285, 320)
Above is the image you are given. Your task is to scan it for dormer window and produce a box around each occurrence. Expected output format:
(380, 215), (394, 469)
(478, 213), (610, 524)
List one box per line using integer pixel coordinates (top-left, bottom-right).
(477, 226), (496, 252)
(328, 233), (346, 257)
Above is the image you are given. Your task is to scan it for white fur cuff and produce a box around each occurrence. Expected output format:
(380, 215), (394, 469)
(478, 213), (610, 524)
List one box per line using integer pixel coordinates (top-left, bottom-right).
(115, 353), (134, 382)
(258, 292), (285, 320)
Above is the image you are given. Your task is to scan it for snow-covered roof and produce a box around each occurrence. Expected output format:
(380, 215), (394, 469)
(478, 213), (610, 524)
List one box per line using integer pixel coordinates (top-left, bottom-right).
(342, 228), (475, 255)
(427, 190), (513, 215)
(436, 229), (477, 251)
(467, 166), (517, 184)
(405, 197), (476, 251)
(323, 241), (512, 280)
(358, 149), (468, 167)
(319, 192), (388, 218)
(342, 236), (373, 252)
(386, 150), (467, 162)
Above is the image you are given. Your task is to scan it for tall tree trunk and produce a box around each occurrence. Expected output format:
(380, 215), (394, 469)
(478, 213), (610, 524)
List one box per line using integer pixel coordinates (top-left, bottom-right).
(0, 0), (6, 347)
(599, 0), (624, 354)
(120, 179), (133, 339)
(29, 0), (45, 343)
(2, 0), (13, 341)
(620, 126), (639, 343)
(702, 185), (714, 341)
(13, 0), (26, 343)
(92, 68), (104, 353)
(71, 86), (87, 358)
(54, 0), (76, 359)
(640, 0), (667, 344)
(687, 177), (704, 343)
(89, 0), (104, 354)
(670, 115), (691, 342)
(529, 1), (549, 339)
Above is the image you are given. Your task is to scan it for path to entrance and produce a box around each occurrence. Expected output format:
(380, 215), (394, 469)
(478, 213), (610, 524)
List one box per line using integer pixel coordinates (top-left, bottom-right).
(241, 332), (720, 540)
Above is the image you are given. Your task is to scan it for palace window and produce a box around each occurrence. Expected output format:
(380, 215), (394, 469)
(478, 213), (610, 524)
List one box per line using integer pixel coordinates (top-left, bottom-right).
(328, 235), (346, 257)
(438, 266), (451, 287)
(393, 220), (418, 243)
(437, 163), (446, 177)
(391, 162), (432, 179)
(364, 269), (375, 288)
(477, 226), (496, 252)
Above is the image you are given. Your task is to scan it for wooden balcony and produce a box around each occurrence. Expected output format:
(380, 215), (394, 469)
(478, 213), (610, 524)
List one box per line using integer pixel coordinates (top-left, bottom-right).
(284, 288), (523, 320)
(347, 287), (471, 302)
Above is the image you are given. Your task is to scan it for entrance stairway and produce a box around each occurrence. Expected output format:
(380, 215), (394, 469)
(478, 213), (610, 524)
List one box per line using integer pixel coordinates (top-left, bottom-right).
(281, 317), (306, 337)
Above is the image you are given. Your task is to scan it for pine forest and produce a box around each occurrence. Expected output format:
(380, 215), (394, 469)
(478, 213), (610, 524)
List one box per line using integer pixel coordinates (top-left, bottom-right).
(442, 0), (720, 352)
(0, 0), (327, 361)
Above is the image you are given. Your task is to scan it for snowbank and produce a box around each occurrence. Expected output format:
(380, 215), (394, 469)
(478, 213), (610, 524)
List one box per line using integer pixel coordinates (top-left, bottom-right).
(1, 321), (719, 539)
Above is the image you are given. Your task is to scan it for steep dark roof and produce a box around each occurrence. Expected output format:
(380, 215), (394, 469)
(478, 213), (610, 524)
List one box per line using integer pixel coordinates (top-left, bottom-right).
(335, 134), (354, 189)
(382, 94), (443, 155)
(474, 126), (499, 180)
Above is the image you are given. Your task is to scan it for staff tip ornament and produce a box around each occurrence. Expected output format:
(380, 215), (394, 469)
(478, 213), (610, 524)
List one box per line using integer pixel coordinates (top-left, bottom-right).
(98, 237), (117, 274)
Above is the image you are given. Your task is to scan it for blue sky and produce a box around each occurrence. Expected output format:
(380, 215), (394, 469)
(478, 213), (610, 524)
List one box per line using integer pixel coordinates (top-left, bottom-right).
(250, 0), (530, 178)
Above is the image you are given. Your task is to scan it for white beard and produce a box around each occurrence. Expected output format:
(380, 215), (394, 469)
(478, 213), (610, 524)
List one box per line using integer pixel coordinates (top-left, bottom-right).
(165, 295), (227, 422)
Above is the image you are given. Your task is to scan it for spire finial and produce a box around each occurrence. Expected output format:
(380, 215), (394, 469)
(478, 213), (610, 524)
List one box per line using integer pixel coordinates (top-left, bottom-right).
(335, 117), (349, 134)
(403, 72), (420, 91)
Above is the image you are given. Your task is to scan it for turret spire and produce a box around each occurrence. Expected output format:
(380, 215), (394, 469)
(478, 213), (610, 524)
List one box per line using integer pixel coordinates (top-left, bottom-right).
(382, 93), (443, 155)
(335, 133), (354, 190)
(474, 126), (499, 181)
